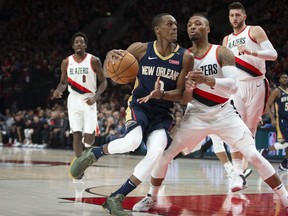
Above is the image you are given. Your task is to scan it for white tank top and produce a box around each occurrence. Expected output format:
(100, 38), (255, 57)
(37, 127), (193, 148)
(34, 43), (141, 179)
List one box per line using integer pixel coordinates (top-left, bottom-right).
(226, 26), (265, 81)
(67, 53), (97, 95)
(191, 44), (230, 107)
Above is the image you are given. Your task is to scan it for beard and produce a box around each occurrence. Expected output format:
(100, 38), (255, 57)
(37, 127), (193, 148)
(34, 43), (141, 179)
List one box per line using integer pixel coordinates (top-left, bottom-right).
(190, 36), (198, 42)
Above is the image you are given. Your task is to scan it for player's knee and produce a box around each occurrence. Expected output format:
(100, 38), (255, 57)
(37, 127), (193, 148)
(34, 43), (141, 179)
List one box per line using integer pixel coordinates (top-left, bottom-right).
(244, 149), (262, 165)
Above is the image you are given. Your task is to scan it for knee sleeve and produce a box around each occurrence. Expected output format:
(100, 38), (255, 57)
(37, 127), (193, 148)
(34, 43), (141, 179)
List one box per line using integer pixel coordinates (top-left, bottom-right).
(134, 129), (167, 181)
(210, 134), (225, 153)
(108, 126), (143, 154)
(239, 144), (275, 180)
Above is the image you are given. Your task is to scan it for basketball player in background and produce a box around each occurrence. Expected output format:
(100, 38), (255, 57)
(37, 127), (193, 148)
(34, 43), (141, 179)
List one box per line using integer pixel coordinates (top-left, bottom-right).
(221, 1), (278, 181)
(132, 14), (288, 212)
(259, 73), (288, 170)
(53, 32), (107, 181)
(69, 13), (194, 216)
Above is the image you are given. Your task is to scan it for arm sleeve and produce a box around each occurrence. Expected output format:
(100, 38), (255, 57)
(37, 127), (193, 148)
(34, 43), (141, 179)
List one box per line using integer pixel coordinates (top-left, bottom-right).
(256, 40), (277, 61)
(213, 66), (239, 94)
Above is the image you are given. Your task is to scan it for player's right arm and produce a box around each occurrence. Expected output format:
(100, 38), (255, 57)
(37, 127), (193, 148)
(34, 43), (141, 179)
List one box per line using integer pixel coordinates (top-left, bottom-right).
(53, 58), (68, 99)
(266, 88), (280, 126)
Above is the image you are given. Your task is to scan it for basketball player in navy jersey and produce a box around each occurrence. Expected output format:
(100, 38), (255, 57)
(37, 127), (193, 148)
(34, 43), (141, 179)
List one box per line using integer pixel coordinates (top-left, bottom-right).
(132, 14), (288, 212)
(259, 73), (288, 170)
(53, 32), (107, 180)
(69, 14), (194, 215)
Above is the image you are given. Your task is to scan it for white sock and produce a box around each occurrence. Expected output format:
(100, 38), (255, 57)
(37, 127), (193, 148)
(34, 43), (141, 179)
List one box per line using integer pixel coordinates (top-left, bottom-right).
(148, 184), (160, 201)
(223, 161), (234, 175)
(273, 183), (288, 207)
(232, 158), (243, 175)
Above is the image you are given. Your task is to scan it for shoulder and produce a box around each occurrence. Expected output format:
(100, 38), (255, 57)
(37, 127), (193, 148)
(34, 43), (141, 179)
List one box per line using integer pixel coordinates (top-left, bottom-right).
(127, 42), (149, 61)
(61, 57), (69, 65)
(183, 49), (194, 60)
(90, 54), (101, 63)
(249, 25), (268, 41)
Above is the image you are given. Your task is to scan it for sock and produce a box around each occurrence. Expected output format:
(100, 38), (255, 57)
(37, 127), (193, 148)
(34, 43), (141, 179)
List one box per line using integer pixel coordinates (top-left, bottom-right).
(223, 161), (234, 176)
(148, 183), (160, 201)
(91, 146), (105, 159)
(275, 185), (288, 208)
(232, 158), (243, 175)
(110, 179), (136, 197)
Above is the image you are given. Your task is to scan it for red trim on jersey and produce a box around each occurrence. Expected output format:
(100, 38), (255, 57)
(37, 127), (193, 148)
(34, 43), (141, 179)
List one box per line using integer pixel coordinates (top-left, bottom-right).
(195, 44), (213, 60)
(90, 55), (97, 73)
(235, 57), (262, 77)
(72, 53), (87, 63)
(193, 88), (229, 106)
(68, 77), (92, 93)
(232, 25), (248, 36)
(248, 26), (257, 43)
(215, 45), (221, 66)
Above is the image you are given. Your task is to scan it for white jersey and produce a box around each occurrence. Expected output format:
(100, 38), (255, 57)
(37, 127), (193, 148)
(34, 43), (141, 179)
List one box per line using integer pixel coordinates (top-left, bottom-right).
(186, 45), (234, 117)
(67, 53), (97, 95)
(225, 25), (265, 81)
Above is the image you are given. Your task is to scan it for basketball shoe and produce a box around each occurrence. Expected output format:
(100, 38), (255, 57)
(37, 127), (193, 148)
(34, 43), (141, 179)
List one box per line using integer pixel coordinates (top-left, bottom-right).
(229, 174), (247, 192)
(69, 148), (97, 178)
(133, 195), (156, 212)
(243, 168), (252, 178)
(102, 194), (128, 216)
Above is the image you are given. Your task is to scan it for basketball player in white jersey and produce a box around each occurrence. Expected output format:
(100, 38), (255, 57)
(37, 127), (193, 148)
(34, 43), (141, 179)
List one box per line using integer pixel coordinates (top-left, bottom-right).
(133, 14), (288, 212)
(218, 1), (278, 180)
(53, 32), (107, 180)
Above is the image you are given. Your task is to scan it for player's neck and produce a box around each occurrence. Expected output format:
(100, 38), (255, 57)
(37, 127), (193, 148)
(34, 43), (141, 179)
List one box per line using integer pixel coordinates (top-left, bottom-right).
(155, 41), (176, 57)
(233, 24), (246, 34)
(191, 42), (211, 57)
(74, 52), (86, 61)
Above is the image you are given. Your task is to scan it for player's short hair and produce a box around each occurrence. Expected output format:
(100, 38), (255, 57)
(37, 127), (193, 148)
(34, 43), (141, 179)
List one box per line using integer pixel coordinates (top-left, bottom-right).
(152, 13), (171, 31)
(191, 13), (210, 27)
(228, 2), (246, 13)
(71, 32), (88, 46)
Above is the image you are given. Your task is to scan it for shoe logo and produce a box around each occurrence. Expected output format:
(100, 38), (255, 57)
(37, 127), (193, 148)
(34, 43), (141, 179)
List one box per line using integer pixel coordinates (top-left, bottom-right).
(148, 56), (157, 60)
(256, 84), (261, 87)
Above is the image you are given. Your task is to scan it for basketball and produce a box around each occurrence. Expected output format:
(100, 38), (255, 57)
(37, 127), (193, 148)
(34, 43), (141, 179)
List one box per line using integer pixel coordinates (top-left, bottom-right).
(106, 52), (139, 84)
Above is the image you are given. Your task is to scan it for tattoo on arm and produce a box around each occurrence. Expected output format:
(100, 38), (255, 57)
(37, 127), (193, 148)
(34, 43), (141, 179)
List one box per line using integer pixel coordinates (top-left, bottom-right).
(219, 47), (235, 66)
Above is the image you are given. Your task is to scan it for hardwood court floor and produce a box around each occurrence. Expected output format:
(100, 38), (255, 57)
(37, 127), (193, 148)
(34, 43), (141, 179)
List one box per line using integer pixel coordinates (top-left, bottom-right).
(0, 147), (288, 216)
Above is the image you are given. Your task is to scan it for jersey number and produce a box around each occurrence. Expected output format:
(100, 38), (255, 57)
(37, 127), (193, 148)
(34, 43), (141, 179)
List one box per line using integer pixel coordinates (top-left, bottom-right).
(82, 75), (86, 83)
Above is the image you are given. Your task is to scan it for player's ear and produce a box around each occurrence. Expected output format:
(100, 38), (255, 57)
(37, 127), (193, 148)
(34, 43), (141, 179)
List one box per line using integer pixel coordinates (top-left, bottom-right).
(206, 26), (210, 33)
(154, 26), (159, 34)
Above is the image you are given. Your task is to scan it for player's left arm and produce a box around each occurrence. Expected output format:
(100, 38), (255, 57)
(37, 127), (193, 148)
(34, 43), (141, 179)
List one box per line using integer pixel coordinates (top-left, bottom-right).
(87, 56), (107, 104)
(238, 26), (277, 61)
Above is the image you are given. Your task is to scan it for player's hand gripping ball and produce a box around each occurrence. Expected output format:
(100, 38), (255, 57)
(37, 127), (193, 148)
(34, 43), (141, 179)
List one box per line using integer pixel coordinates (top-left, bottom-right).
(106, 52), (139, 84)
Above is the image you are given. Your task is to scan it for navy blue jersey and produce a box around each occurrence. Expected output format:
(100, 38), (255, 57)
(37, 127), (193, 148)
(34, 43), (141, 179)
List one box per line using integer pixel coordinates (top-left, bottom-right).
(130, 41), (185, 112)
(275, 87), (288, 120)
(275, 87), (288, 142)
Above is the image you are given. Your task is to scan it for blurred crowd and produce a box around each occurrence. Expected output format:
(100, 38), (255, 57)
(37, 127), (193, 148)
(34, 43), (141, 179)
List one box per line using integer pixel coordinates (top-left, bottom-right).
(0, 0), (287, 149)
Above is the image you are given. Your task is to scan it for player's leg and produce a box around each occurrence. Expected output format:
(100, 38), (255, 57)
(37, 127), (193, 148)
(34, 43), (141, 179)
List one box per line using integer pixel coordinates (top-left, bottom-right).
(210, 134), (234, 176)
(69, 107), (146, 178)
(104, 129), (168, 214)
(233, 130), (288, 207)
(133, 128), (208, 212)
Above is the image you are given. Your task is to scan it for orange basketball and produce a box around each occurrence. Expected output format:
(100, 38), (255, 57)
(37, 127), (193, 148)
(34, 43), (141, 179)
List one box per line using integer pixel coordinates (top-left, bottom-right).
(106, 52), (139, 84)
